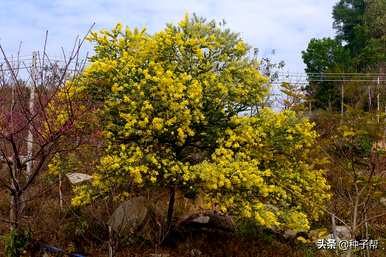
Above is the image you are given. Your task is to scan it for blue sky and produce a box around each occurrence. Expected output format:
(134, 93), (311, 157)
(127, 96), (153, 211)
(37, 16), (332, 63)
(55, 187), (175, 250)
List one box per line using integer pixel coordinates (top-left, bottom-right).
(0, 0), (337, 72)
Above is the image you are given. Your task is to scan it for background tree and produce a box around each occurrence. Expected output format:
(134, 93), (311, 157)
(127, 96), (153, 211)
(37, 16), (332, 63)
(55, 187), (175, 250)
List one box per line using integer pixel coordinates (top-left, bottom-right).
(302, 0), (386, 111)
(363, 0), (386, 72)
(302, 38), (352, 111)
(0, 35), (90, 234)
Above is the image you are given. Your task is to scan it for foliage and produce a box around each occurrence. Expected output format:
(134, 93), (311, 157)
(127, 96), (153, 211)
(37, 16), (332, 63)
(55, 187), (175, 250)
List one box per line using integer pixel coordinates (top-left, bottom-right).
(333, 0), (366, 50)
(70, 15), (331, 234)
(302, 38), (351, 111)
(279, 82), (307, 111)
(193, 110), (330, 232)
(365, 0), (386, 39)
(302, 38), (352, 74)
(71, 13), (268, 199)
(3, 229), (32, 257)
(332, 0), (385, 68)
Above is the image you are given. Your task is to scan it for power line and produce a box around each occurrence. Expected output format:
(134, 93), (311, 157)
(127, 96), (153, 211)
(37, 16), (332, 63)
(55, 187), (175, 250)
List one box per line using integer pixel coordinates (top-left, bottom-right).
(278, 71), (386, 75)
(272, 80), (386, 84)
(1, 59), (385, 86)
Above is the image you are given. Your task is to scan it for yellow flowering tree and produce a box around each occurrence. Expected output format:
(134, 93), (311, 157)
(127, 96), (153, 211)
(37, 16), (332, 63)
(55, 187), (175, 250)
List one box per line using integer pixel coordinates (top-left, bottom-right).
(72, 15), (330, 233)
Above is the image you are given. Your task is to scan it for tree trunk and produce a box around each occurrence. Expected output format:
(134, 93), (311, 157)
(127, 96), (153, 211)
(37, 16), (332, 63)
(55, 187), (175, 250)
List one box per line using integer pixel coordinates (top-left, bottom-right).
(10, 159), (21, 230)
(166, 186), (176, 230)
(10, 192), (21, 230)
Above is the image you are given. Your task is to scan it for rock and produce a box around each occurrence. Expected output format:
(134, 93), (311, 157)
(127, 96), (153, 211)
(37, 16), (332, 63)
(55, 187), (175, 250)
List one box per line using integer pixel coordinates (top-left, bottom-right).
(192, 216), (210, 224)
(190, 248), (202, 256)
(66, 173), (92, 184)
(148, 254), (170, 257)
(335, 226), (351, 240)
(380, 197), (386, 207)
(284, 229), (297, 238)
(178, 211), (235, 232)
(107, 196), (148, 234)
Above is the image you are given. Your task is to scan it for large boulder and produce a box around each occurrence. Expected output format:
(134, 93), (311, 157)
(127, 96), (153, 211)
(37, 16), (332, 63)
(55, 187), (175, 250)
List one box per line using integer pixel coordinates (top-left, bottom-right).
(107, 196), (148, 234)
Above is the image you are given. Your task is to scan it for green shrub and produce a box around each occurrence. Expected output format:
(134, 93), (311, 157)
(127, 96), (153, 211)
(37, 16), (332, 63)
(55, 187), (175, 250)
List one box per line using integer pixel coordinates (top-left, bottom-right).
(3, 229), (32, 257)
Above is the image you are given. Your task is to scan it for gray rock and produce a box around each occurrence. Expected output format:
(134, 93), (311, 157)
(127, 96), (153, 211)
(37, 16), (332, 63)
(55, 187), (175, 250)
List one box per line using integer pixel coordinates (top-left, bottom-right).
(380, 197), (386, 207)
(66, 173), (92, 184)
(107, 196), (148, 234)
(178, 211), (235, 232)
(335, 226), (351, 240)
(284, 229), (297, 238)
(192, 215), (210, 224)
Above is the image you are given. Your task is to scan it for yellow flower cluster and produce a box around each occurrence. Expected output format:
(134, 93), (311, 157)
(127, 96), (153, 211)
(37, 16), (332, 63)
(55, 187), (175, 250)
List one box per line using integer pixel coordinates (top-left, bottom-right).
(193, 109), (331, 231)
(71, 15), (331, 232)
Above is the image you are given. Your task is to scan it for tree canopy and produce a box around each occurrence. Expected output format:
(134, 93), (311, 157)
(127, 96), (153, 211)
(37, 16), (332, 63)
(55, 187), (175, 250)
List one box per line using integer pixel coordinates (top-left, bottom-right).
(71, 15), (331, 233)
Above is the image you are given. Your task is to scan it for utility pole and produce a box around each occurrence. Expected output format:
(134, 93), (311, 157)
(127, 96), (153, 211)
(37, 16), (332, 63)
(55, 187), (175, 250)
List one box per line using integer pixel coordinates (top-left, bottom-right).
(376, 76), (380, 124)
(26, 51), (37, 177)
(368, 85), (372, 112)
(341, 83), (344, 117)
(59, 173), (63, 209)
